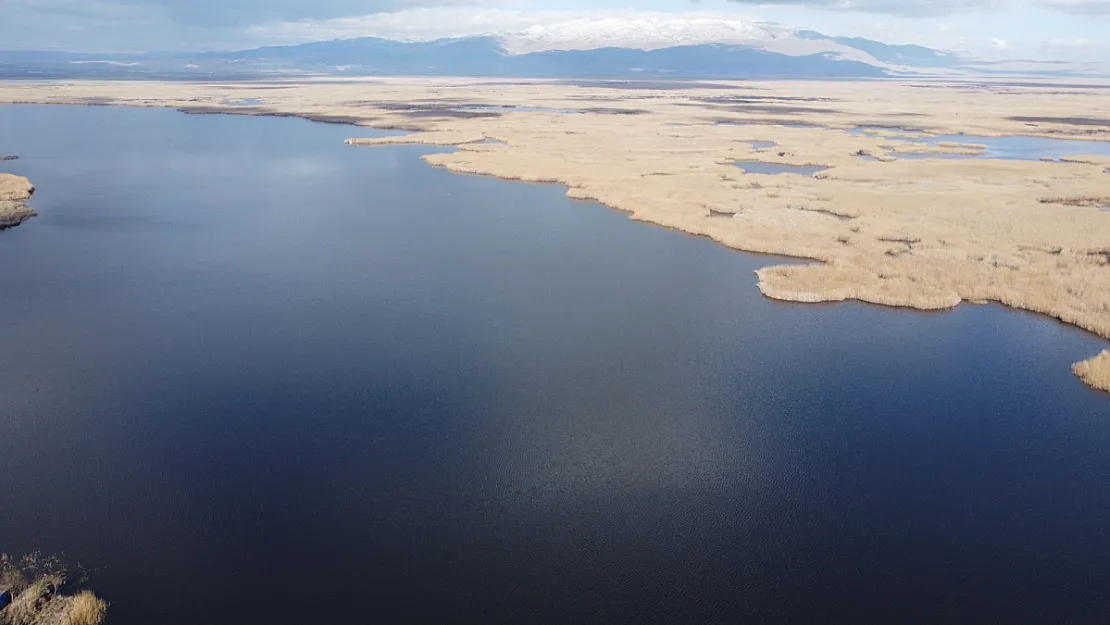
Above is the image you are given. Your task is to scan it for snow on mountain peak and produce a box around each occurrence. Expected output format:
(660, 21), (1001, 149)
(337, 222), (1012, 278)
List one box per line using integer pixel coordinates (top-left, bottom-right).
(245, 9), (886, 65)
(500, 16), (786, 54)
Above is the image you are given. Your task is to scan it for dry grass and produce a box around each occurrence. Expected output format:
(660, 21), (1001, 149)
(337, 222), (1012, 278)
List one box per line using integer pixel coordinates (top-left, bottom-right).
(0, 555), (104, 625)
(0, 173), (37, 229)
(0, 173), (34, 201)
(58, 593), (106, 625)
(1, 581), (49, 625)
(1039, 196), (1110, 208)
(1073, 351), (1110, 393)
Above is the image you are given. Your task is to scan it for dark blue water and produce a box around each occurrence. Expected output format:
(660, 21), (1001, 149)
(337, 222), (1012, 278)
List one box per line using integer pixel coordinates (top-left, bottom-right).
(2, 104), (1110, 625)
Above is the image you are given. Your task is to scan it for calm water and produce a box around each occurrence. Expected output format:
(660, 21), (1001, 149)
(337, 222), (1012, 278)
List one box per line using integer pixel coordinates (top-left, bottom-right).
(850, 127), (1110, 161)
(2, 104), (1110, 625)
(734, 160), (829, 176)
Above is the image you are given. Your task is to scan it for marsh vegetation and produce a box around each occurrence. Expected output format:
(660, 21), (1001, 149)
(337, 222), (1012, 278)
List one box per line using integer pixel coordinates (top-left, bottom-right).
(0, 554), (106, 625)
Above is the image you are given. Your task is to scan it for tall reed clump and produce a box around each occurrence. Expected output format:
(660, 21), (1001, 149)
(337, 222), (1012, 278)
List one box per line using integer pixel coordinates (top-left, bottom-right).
(0, 553), (106, 625)
(59, 592), (107, 625)
(1073, 351), (1110, 393)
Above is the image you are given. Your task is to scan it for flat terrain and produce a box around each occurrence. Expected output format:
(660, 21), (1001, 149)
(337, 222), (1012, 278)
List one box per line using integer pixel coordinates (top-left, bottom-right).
(1, 77), (1108, 391)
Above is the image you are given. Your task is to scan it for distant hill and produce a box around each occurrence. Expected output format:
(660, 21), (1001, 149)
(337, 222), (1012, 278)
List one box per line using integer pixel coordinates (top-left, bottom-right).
(796, 30), (963, 68)
(0, 34), (941, 80)
(223, 36), (887, 78)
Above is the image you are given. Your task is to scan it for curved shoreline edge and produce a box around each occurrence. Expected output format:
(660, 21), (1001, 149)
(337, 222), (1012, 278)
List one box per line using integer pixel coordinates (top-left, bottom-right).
(2, 78), (1109, 395)
(347, 122), (1110, 396)
(396, 142), (1110, 395)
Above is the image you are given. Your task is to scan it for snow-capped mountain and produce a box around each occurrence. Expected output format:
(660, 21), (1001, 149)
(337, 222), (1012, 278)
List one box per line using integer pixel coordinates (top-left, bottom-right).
(0, 24), (968, 80)
(498, 17), (787, 54)
(238, 10), (961, 68)
(467, 18), (958, 68)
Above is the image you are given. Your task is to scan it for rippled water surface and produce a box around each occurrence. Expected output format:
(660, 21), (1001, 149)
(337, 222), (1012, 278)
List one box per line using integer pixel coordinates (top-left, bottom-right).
(2, 104), (1110, 625)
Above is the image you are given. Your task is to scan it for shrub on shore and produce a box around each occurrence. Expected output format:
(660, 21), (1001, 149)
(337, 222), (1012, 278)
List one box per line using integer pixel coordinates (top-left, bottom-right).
(59, 592), (107, 625)
(0, 554), (106, 625)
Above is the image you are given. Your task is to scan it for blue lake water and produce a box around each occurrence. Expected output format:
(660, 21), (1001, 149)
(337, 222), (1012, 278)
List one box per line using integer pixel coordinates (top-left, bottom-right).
(2, 104), (1110, 625)
(850, 127), (1110, 161)
(734, 160), (829, 176)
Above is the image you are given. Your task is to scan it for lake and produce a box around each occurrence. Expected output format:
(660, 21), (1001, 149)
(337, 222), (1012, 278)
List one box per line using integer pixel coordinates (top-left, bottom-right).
(1, 104), (1109, 625)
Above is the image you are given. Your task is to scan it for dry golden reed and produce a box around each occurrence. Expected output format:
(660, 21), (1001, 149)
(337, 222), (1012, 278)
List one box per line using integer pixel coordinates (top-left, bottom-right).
(1073, 351), (1110, 393)
(58, 592), (107, 625)
(0, 172), (36, 228)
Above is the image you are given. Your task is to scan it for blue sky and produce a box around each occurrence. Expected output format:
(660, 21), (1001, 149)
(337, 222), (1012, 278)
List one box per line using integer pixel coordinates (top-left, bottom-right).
(1, 0), (1107, 59)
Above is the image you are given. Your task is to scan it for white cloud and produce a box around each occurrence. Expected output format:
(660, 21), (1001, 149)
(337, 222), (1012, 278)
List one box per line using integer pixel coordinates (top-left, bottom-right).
(1, 0), (1105, 63)
(0, 0), (505, 50)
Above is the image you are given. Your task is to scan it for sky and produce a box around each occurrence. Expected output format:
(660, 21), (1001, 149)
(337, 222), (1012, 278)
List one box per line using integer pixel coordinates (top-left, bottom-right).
(1, 0), (1107, 60)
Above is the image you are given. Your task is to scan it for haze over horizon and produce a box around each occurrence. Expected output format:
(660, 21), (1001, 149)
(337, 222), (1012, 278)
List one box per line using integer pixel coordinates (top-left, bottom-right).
(1, 0), (1107, 63)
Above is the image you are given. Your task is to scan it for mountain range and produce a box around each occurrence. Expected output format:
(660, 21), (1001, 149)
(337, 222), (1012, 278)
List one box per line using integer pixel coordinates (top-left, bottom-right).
(0, 30), (971, 80)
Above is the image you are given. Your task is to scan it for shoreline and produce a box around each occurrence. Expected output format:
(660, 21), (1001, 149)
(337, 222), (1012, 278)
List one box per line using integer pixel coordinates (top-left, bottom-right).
(1, 78), (1108, 394)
